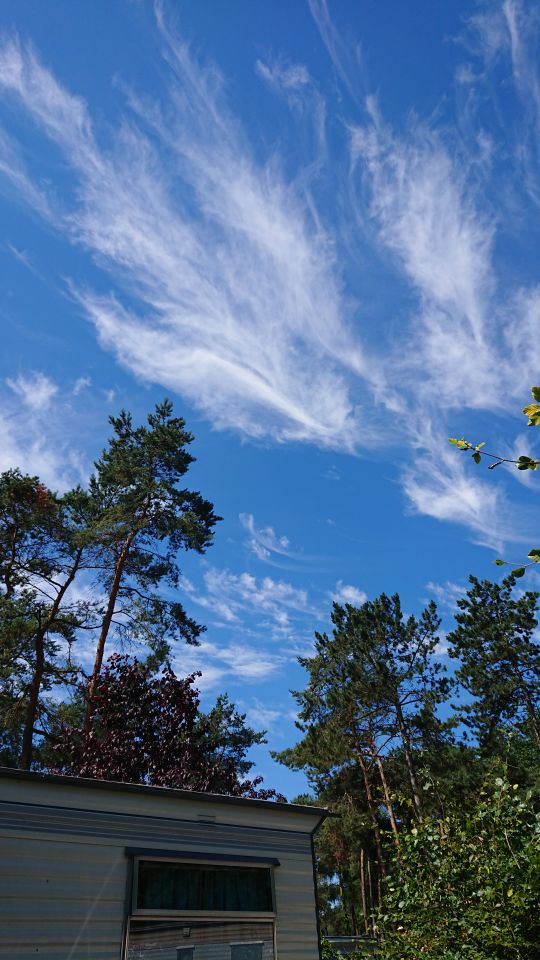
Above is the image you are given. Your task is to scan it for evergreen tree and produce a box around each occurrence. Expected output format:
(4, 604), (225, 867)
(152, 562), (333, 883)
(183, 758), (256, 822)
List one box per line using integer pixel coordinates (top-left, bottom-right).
(279, 595), (446, 816)
(84, 400), (219, 729)
(0, 470), (95, 767)
(277, 592), (449, 931)
(0, 401), (219, 767)
(448, 575), (540, 756)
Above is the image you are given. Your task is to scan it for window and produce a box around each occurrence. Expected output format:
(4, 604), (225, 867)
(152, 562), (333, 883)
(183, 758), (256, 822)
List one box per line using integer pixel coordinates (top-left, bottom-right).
(126, 857), (276, 960)
(136, 861), (274, 914)
(127, 921), (274, 960)
(230, 943), (263, 960)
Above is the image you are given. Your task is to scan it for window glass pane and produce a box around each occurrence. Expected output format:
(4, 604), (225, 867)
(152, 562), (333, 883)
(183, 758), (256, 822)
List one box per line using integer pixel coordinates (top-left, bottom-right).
(127, 920), (274, 960)
(230, 944), (263, 960)
(136, 862), (273, 913)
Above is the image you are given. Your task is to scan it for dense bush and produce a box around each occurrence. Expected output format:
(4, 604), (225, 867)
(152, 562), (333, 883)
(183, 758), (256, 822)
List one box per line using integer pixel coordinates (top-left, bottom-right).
(379, 777), (540, 960)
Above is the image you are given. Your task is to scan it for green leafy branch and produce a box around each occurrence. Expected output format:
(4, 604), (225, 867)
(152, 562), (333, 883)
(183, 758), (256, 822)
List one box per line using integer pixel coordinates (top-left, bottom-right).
(449, 387), (540, 576)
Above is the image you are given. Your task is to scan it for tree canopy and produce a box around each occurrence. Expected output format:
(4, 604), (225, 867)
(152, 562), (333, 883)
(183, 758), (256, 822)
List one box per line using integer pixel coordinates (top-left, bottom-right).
(0, 401), (220, 771)
(55, 654), (281, 799)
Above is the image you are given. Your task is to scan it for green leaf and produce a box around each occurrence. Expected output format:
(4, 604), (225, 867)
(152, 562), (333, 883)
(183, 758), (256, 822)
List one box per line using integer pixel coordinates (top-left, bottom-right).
(449, 437), (472, 450)
(523, 403), (540, 426)
(512, 567), (526, 578)
(473, 452), (481, 464)
(494, 559), (505, 566)
(517, 456), (538, 470)
(531, 386), (540, 402)
(527, 549), (540, 560)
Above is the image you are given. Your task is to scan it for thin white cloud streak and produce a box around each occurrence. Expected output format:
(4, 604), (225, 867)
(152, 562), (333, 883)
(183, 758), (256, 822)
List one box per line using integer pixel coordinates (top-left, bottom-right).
(348, 89), (540, 540)
(0, 31), (373, 451)
(466, 1), (540, 206)
(402, 422), (524, 549)
(425, 580), (466, 613)
(171, 640), (286, 691)
(332, 580), (367, 606)
(6, 370), (58, 410)
(502, 0), (540, 130)
(240, 513), (296, 564)
(350, 113), (501, 411)
(189, 567), (318, 633)
(0, 373), (87, 491)
(72, 375), (92, 395)
(256, 59), (310, 92)
(308, 0), (366, 107)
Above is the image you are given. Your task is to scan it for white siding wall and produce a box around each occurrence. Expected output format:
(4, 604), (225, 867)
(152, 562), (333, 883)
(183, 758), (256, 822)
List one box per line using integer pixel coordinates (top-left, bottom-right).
(0, 775), (322, 960)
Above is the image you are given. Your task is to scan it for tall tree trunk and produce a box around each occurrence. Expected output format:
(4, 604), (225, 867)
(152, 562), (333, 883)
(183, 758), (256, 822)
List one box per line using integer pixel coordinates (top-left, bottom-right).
(349, 894), (359, 937)
(394, 699), (423, 820)
(85, 530), (137, 732)
(368, 735), (400, 851)
(20, 552), (82, 769)
(3, 523), (19, 597)
(20, 628), (44, 770)
(360, 848), (369, 936)
(357, 751), (386, 879)
(367, 857), (377, 935)
(510, 661), (540, 751)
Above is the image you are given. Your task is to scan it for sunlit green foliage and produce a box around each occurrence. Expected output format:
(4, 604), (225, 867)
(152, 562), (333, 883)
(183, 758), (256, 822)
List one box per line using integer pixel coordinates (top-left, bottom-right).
(380, 777), (540, 960)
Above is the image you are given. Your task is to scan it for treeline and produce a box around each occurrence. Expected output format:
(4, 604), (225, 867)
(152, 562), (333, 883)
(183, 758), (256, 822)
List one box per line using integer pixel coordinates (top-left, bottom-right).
(4, 397), (540, 955)
(0, 400), (279, 798)
(276, 581), (540, 953)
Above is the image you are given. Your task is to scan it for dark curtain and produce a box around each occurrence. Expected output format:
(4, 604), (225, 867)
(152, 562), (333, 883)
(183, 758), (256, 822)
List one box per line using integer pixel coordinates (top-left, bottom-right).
(137, 862), (273, 913)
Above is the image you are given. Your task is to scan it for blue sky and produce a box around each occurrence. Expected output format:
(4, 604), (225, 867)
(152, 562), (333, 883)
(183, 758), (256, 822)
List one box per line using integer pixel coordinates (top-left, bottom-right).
(1, 0), (540, 798)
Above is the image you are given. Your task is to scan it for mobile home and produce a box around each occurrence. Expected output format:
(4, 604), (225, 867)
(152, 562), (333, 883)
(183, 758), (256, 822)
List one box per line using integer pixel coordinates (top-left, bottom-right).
(0, 768), (328, 960)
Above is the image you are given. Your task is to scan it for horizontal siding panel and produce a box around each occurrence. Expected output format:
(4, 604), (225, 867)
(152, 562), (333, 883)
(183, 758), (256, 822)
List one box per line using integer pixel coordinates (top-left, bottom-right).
(0, 832), (125, 872)
(0, 898), (124, 922)
(1, 948), (120, 959)
(0, 777), (323, 834)
(0, 806), (312, 857)
(0, 876), (126, 900)
(0, 775), (322, 960)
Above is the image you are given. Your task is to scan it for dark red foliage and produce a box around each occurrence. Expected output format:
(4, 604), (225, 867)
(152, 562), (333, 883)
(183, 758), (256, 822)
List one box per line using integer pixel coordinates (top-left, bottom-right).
(54, 655), (283, 801)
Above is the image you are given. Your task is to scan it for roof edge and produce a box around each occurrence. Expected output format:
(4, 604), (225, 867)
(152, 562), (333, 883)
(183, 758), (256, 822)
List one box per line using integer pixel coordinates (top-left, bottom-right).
(0, 766), (333, 821)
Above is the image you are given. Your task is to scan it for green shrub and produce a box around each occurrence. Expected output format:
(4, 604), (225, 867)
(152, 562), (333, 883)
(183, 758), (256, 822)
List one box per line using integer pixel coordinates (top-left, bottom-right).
(379, 777), (540, 960)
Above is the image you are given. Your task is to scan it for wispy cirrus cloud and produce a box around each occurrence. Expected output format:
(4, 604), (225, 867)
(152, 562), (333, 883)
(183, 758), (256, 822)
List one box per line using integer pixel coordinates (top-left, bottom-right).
(332, 580), (367, 606)
(1, 1), (539, 555)
(0, 26), (373, 452)
(240, 513), (295, 564)
(350, 113), (499, 411)
(462, 0), (540, 207)
(0, 372), (88, 490)
(187, 566), (318, 634)
(172, 640), (287, 691)
(425, 579), (466, 614)
(308, 0), (366, 106)
(256, 58), (311, 93)
(6, 370), (58, 410)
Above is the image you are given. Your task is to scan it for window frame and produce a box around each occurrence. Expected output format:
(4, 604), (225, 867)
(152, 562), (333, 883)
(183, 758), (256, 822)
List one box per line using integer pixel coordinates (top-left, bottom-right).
(229, 940), (265, 960)
(129, 850), (278, 922)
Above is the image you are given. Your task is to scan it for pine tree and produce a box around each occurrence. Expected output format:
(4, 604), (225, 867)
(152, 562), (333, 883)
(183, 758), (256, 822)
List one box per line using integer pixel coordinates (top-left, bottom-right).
(448, 574), (540, 755)
(276, 592), (448, 930)
(84, 400), (219, 729)
(0, 471), (95, 768)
